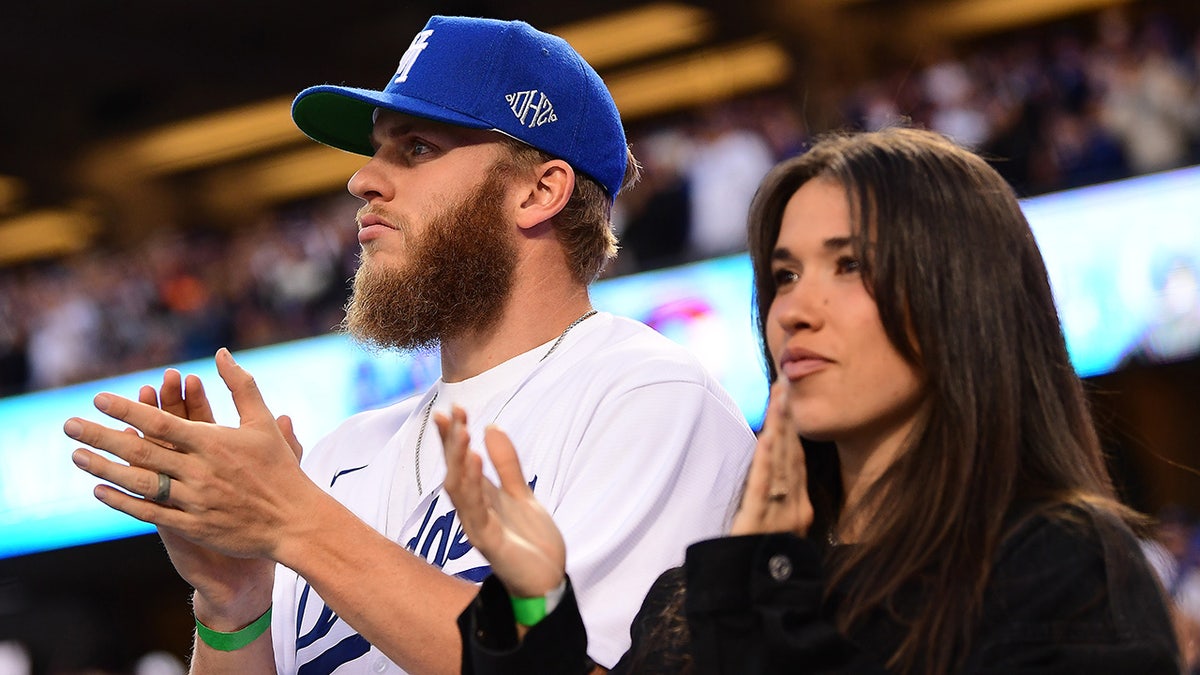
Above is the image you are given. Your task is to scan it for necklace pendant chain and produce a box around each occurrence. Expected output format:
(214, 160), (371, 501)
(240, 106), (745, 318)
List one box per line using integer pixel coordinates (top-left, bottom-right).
(414, 309), (597, 495)
(414, 390), (437, 496)
(540, 309), (596, 362)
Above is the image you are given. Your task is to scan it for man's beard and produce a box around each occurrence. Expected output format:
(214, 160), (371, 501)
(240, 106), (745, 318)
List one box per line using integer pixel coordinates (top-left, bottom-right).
(341, 172), (518, 352)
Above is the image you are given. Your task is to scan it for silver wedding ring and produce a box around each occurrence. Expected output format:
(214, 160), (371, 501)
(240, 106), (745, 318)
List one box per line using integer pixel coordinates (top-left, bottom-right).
(151, 471), (171, 502)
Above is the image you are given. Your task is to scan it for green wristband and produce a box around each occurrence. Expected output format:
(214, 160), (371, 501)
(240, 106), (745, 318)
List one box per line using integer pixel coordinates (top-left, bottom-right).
(509, 579), (566, 627)
(509, 595), (548, 627)
(196, 606), (272, 652)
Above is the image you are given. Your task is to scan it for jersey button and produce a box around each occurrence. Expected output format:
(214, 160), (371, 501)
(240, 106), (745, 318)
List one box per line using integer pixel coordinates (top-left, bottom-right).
(767, 553), (793, 581)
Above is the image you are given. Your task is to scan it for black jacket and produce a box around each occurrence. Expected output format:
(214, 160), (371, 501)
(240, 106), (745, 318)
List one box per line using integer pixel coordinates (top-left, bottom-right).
(460, 505), (1182, 674)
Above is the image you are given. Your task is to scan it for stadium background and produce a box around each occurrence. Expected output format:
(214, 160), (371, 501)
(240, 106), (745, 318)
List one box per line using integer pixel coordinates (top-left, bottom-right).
(2, 0), (1200, 672)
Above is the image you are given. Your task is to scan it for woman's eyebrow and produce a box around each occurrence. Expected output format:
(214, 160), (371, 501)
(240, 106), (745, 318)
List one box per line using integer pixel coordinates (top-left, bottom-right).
(823, 236), (857, 251)
(771, 236), (858, 262)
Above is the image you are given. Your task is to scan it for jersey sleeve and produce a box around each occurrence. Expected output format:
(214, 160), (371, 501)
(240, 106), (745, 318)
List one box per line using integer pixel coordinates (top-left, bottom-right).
(545, 375), (755, 667)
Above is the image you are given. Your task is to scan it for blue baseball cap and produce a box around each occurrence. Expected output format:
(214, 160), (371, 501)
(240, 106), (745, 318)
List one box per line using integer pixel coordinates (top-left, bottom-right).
(291, 15), (629, 196)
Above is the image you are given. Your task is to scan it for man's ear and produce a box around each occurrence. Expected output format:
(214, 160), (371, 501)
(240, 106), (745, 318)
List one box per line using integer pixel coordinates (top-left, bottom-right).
(514, 159), (575, 231)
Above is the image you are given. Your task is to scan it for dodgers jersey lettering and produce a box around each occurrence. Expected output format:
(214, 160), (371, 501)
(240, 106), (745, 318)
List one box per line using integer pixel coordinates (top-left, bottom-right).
(292, 474), (543, 673)
(405, 494), (480, 577)
(271, 313), (757, 674)
(291, 484), (495, 673)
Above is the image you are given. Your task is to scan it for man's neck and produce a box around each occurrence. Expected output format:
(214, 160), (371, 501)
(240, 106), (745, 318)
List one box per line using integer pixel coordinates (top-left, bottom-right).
(438, 288), (593, 383)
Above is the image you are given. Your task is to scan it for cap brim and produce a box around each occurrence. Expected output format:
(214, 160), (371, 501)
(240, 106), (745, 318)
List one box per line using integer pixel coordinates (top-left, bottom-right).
(291, 85), (493, 156)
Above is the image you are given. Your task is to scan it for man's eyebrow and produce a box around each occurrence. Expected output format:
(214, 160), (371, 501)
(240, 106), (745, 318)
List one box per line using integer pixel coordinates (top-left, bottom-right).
(368, 121), (418, 148)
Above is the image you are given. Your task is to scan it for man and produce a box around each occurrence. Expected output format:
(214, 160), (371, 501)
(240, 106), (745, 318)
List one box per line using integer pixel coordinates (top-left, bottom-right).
(65, 15), (754, 675)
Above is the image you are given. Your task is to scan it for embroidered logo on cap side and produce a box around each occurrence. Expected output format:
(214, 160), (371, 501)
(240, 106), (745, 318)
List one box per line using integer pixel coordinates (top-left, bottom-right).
(506, 90), (558, 128)
(394, 30), (434, 84)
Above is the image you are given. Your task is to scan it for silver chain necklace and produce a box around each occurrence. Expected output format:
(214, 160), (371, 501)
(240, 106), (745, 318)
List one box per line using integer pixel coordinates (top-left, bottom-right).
(414, 309), (598, 495)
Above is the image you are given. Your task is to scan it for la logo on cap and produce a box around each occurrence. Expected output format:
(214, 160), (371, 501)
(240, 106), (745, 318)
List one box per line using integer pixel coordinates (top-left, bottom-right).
(394, 30), (434, 84)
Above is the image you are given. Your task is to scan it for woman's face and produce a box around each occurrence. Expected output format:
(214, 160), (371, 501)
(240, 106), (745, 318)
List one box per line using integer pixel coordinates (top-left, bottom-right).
(765, 178), (926, 454)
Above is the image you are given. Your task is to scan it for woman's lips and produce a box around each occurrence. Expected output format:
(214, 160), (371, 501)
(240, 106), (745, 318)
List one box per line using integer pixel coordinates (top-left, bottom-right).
(780, 356), (830, 380)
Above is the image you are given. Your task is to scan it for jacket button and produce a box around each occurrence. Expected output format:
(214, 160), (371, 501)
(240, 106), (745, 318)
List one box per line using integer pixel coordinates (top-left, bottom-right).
(768, 553), (793, 581)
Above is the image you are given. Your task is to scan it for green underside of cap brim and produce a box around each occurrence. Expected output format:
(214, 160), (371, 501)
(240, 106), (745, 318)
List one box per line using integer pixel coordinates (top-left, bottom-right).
(292, 87), (497, 157)
(292, 91), (379, 157)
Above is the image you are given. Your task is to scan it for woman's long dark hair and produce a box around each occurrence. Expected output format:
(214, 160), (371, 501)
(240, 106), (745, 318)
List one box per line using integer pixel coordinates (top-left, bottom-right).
(746, 128), (1129, 673)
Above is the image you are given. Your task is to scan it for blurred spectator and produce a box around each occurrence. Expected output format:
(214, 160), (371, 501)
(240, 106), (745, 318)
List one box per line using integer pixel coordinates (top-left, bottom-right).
(24, 270), (103, 390)
(845, 77), (907, 132)
(1143, 505), (1200, 673)
(616, 128), (694, 274)
(747, 93), (810, 160)
(133, 651), (184, 675)
(1096, 15), (1198, 175)
(1121, 254), (1200, 365)
(683, 105), (774, 260)
(923, 50), (992, 148)
(0, 300), (29, 398)
(0, 640), (31, 675)
(1042, 104), (1129, 189)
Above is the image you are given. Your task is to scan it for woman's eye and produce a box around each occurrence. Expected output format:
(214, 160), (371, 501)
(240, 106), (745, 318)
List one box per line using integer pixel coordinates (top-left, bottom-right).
(836, 256), (862, 274)
(772, 268), (798, 287)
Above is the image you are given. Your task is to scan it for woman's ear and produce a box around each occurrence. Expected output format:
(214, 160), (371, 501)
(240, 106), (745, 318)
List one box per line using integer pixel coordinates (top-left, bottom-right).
(514, 159), (575, 231)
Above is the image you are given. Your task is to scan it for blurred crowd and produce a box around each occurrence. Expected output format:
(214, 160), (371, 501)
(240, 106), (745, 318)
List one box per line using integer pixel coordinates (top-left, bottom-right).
(1144, 505), (1200, 673)
(2, 6), (1200, 398)
(0, 644), (183, 675)
(0, 198), (360, 396)
(841, 6), (1200, 195)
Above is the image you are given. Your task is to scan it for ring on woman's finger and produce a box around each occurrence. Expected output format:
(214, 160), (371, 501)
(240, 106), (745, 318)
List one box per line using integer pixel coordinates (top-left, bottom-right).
(150, 471), (171, 502)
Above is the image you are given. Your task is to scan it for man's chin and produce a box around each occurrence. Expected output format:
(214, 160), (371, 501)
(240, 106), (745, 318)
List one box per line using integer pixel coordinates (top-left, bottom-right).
(341, 321), (440, 355)
(356, 250), (397, 274)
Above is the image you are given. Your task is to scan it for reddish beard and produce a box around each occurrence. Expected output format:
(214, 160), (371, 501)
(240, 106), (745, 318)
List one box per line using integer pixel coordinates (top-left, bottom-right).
(341, 171), (518, 352)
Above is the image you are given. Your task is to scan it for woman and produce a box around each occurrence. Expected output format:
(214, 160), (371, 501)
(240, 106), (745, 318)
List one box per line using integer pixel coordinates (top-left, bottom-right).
(436, 128), (1181, 673)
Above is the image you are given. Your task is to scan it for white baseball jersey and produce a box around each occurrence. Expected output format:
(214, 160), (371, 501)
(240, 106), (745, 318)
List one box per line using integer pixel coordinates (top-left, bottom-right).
(272, 312), (756, 674)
